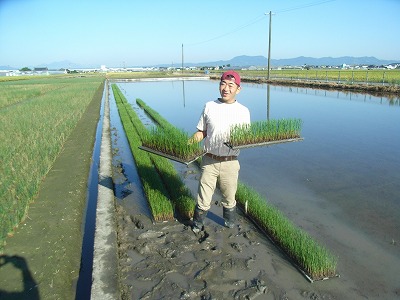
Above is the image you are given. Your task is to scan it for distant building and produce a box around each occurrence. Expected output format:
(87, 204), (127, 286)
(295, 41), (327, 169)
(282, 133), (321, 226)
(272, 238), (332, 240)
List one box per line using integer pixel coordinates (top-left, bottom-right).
(341, 63), (351, 69)
(33, 67), (49, 75)
(33, 67), (48, 71)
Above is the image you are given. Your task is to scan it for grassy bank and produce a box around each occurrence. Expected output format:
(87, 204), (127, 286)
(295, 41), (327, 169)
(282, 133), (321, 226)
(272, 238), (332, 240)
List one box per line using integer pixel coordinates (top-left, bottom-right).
(0, 76), (104, 250)
(0, 76), (104, 299)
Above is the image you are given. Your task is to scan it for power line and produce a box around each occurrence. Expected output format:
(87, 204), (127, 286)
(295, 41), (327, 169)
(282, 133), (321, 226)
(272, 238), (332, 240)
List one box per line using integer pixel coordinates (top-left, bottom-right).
(274, 0), (336, 14)
(185, 14), (266, 47)
(185, 0), (336, 46)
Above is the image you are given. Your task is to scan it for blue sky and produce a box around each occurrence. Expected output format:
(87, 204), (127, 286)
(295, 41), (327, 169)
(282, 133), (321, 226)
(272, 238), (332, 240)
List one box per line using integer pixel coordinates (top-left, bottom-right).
(1, 0), (399, 68)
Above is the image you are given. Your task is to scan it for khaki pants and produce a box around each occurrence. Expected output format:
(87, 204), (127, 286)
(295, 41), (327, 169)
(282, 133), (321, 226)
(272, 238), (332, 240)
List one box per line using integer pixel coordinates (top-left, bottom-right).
(196, 155), (240, 211)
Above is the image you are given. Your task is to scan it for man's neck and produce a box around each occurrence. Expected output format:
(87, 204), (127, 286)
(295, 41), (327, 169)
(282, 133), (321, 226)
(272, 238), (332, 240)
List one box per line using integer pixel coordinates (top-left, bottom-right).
(218, 98), (236, 104)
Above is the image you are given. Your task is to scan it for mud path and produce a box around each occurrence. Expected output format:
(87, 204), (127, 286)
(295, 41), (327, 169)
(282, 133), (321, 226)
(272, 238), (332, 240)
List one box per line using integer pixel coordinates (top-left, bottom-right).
(117, 206), (281, 299)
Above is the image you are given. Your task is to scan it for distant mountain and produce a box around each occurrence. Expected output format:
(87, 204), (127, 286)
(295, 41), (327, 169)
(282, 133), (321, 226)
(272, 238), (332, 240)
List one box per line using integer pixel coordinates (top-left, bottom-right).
(0, 65), (19, 70)
(2, 56), (399, 71)
(181, 55), (399, 68)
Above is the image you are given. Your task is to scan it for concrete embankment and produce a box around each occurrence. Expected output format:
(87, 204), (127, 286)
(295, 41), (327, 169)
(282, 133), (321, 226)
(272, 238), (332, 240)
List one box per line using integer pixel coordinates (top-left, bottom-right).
(91, 81), (120, 300)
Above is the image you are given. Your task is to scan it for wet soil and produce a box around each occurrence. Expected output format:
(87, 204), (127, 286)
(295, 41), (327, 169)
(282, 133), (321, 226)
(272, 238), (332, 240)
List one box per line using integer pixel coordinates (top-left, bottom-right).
(115, 169), (400, 300)
(114, 161), (340, 300)
(116, 193), (357, 300)
(117, 207), (275, 299)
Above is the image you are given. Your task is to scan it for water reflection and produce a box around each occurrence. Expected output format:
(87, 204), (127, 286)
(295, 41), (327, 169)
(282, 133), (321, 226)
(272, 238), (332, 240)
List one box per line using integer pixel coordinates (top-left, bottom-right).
(266, 84), (270, 120)
(182, 80), (186, 108)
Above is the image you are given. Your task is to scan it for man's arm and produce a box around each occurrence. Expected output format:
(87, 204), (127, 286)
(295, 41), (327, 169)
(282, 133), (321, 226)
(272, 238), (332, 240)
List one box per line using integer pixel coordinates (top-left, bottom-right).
(189, 130), (207, 143)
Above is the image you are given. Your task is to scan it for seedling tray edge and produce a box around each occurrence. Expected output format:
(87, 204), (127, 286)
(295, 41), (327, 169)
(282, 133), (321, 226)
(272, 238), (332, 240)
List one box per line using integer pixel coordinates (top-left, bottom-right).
(225, 137), (304, 150)
(139, 146), (205, 165)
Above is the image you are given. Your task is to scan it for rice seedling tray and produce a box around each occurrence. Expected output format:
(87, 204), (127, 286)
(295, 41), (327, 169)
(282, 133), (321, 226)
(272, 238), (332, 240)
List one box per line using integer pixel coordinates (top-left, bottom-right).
(224, 137), (304, 150)
(139, 146), (205, 165)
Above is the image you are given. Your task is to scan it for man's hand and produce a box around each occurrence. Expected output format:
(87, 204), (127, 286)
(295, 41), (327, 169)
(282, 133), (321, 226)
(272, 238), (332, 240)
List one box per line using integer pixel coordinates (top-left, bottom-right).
(189, 130), (206, 144)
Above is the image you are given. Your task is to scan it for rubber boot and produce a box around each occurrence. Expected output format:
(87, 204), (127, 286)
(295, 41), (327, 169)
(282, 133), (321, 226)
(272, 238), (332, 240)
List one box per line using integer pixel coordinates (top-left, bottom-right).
(223, 206), (236, 228)
(192, 205), (207, 233)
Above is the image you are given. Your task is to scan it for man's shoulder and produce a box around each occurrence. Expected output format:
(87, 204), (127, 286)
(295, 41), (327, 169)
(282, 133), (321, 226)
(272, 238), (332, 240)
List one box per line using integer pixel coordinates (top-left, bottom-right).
(234, 101), (250, 111)
(204, 99), (221, 107)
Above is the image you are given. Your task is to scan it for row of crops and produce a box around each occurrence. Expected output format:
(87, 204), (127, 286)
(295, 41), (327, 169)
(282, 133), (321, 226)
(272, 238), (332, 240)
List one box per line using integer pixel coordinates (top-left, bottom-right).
(112, 85), (195, 221)
(111, 83), (337, 281)
(0, 76), (104, 250)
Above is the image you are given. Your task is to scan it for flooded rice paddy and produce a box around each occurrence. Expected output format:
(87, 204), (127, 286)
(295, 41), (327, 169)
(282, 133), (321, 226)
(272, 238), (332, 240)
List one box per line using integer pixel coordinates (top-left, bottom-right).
(109, 79), (400, 297)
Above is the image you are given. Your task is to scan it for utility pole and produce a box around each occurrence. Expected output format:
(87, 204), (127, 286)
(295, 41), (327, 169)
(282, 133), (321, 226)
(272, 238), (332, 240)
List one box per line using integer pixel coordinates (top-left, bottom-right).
(181, 43), (184, 74)
(267, 11), (272, 80)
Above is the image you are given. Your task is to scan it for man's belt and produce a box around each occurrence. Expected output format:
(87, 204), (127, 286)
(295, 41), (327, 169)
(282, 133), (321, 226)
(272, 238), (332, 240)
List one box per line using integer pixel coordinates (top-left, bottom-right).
(205, 153), (238, 162)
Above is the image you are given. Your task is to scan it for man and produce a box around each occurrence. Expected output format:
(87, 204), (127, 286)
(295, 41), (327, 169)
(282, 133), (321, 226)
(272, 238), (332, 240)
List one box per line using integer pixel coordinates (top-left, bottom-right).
(191, 70), (251, 233)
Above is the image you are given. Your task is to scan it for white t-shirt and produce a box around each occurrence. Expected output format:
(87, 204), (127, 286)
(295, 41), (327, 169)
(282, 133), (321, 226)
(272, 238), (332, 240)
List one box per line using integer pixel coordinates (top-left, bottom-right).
(196, 99), (251, 156)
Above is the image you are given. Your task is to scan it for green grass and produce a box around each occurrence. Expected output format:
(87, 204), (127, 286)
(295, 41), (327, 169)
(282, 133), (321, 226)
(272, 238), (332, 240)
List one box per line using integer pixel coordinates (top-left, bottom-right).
(0, 76), (104, 250)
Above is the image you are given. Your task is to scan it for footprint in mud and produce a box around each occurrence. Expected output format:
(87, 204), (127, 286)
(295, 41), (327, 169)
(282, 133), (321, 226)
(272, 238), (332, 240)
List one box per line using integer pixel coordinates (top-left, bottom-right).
(195, 230), (209, 244)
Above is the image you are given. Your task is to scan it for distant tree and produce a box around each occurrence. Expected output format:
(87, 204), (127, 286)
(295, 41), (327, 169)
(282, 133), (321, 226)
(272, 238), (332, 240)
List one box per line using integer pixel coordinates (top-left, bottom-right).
(20, 67), (31, 71)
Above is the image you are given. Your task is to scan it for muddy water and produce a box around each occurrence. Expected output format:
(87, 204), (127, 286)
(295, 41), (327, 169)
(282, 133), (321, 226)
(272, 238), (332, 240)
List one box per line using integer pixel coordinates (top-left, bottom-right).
(111, 80), (400, 299)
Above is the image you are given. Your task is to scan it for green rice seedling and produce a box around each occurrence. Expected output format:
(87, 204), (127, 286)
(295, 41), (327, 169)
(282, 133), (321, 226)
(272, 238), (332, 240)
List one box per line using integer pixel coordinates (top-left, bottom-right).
(228, 119), (303, 148)
(236, 182), (337, 281)
(142, 126), (204, 162)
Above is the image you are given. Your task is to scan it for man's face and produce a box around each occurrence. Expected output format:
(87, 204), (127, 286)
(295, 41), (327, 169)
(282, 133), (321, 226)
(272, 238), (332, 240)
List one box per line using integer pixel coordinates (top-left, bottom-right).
(219, 77), (240, 103)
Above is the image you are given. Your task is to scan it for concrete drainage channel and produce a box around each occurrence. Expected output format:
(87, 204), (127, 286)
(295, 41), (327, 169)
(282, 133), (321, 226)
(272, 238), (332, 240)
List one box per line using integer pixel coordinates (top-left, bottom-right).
(75, 81), (119, 299)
